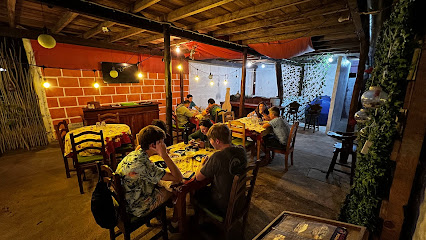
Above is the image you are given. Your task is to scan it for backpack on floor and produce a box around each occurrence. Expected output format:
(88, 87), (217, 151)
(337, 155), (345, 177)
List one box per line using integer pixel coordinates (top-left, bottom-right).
(91, 181), (118, 229)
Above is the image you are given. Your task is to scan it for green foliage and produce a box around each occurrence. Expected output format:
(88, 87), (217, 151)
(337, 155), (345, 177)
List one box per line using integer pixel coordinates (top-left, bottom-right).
(339, 0), (417, 233)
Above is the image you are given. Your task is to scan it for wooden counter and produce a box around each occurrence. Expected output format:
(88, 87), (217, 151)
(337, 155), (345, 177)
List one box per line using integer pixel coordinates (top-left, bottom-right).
(82, 103), (160, 138)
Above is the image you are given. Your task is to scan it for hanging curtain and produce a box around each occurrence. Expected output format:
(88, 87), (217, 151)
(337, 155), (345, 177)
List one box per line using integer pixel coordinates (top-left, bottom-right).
(249, 37), (315, 59)
(183, 41), (242, 60)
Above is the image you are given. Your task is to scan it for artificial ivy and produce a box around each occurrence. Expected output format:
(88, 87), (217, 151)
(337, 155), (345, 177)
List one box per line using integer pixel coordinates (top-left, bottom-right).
(339, 0), (417, 233)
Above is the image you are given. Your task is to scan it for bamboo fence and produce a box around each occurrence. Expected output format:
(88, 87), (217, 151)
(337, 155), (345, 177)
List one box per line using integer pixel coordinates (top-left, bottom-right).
(0, 38), (48, 153)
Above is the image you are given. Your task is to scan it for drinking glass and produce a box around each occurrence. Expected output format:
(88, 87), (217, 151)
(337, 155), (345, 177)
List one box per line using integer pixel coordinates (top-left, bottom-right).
(95, 122), (101, 128)
(101, 121), (106, 127)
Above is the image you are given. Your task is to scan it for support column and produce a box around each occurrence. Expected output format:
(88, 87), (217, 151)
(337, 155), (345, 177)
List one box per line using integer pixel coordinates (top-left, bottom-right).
(239, 48), (247, 118)
(298, 65), (305, 96)
(347, 39), (369, 132)
(179, 57), (184, 103)
(275, 61), (283, 105)
(163, 25), (173, 138)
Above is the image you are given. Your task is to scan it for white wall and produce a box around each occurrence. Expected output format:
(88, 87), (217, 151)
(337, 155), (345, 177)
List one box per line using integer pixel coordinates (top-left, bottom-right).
(254, 64), (278, 98)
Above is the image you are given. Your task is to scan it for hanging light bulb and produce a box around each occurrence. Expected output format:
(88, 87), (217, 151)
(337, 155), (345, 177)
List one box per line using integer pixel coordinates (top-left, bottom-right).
(247, 62), (253, 67)
(328, 57), (333, 63)
(361, 86), (389, 108)
(43, 81), (50, 88)
(261, 64), (266, 68)
(93, 82), (100, 88)
(176, 45), (180, 53)
(210, 80), (214, 86)
(208, 73), (213, 79)
(110, 66), (118, 78)
(138, 72), (143, 79)
(194, 75), (199, 81)
(38, 27), (56, 49)
(224, 79), (228, 85)
(177, 64), (182, 70)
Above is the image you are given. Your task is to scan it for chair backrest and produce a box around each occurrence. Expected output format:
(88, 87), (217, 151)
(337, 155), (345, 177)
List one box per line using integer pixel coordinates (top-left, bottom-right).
(135, 132), (141, 146)
(224, 160), (261, 228)
(54, 120), (69, 154)
(97, 162), (131, 225)
(214, 109), (225, 123)
(222, 111), (235, 123)
(288, 101), (300, 112)
(307, 104), (322, 114)
(172, 111), (180, 129)
(69, 130), (107, 165)
(98, 112), (120, 124)
(228, 120), (246, 146)
(286, 121), (299, 151)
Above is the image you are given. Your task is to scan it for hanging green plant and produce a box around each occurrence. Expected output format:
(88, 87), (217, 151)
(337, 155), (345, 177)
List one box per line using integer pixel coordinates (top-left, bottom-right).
(339, 0), (417, 233)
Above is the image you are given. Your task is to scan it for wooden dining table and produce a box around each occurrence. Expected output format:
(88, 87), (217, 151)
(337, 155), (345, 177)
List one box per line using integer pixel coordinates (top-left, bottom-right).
(234, 117), (269, 160)
(149, 142), (217, 232)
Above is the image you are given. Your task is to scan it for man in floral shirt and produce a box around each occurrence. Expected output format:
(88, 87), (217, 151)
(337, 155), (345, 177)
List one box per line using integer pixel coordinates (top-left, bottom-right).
(116, 126), (183, 217)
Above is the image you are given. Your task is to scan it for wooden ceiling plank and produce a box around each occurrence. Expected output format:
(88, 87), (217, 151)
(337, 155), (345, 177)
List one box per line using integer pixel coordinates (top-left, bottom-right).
(110, 27), (146, 42)
(134, 33), (164, 45)
(213, 3), (347, 36)
(51, 11), (79, 34)
(7, 0), (16, 28)
(82, 21), (115, 39)
(132, 0), (162, 13)
(243, 23), (354, 44)
(167, 0), (235, 22)
(191, 0), (313, 30)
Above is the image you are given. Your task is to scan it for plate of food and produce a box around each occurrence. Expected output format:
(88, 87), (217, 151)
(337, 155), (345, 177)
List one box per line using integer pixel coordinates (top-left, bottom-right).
(185, 145), (199, 152)
(193, 154), (207, 162)
(169, 153), (181, 159)
(172, 149), (186, 156)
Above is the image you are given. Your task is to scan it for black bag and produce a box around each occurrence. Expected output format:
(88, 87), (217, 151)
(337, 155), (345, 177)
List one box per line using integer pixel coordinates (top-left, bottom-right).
(91, 181), (118, 229)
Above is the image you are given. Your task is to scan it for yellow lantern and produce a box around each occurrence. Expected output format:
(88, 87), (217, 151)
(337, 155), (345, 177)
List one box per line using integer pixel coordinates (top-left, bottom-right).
(38, 34), (56, 49)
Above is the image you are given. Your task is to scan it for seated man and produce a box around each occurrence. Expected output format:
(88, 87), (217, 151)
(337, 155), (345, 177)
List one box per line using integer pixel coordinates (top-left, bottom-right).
(195, 123), (247, 215)
(116, 126), (183, 217)
(189, 119), (213, 148)
(261, 106), (291, 162)
(202, 98), (223, 122)
(186, 94), (200, 111)
(176, 100), (196, 134)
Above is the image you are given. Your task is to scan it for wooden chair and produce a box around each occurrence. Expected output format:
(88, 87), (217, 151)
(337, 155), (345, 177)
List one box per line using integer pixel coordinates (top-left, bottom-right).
(304, 104), (322, 133)
(222, 111), (235, 123)
(228, 120), (255, 160)
(285, 101), (300, 124)
(97, 163), (170, 240)
(192, 160), (261, 238)
(268, 121), (299, 171)
(70, 130), (109, 194)
(54, 120), (73, 178)
(172, 112), (185, 142)
(214, 109), (226, 123)
(98, 112), (120, 124)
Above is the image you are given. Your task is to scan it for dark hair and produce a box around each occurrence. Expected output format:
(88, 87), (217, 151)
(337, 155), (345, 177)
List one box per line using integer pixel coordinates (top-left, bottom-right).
(199, 119), (213, 128)
(255, 102), (269, 117)
(187, 94), (193, 98)
(207, 123), (231, 144)
(183, 100), (191, 104)
(151, 119), (167, 132)
(269, 106), (280, 117)
(138, 125), (166, 150)
(208, 98), (215, 104)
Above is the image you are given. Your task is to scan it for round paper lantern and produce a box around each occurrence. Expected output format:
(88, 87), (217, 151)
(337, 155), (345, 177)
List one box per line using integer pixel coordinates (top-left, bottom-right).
(109, 70), (118, 78)
(361, 86), (388, 108)
(38, 34), (56, 49)
(354, 109), (371, 123)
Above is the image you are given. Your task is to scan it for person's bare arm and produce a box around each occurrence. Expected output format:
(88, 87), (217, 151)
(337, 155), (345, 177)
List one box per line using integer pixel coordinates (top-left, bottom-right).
(195, 156), (208, 181)
(262, 122), (271, 128)
(262, 113), (271, 121)
(151, 141), (183, 182)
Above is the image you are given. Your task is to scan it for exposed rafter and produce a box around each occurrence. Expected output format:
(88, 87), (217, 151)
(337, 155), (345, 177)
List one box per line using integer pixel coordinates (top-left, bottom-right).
(213, 2), (348, 36)
(51, 11), (79, 34)
(110, 27), (145, 42)
(82, 21), (115, 39)
(346, 0), (365, 39)
(134, 33), (164, 46)
(7, 0), (16, 28)
(167, 0), (234, 22)
(191, 0), (313, 30)
(132, 0), (162, 13)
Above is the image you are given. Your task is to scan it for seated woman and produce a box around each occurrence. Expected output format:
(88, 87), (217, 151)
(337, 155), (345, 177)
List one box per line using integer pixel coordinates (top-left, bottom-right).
(116, 126), (183, 218)
(247, 102), (271, 121)
(151, 119), (172, 146)
(189, 120), (213, 148)
(202, 98), (223, 122)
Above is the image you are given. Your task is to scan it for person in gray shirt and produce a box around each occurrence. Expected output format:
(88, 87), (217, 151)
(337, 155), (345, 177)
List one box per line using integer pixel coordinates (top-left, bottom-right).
(261, 106), (291, 163)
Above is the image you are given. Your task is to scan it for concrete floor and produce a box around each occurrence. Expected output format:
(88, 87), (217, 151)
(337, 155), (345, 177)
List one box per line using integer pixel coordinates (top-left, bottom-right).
(0, 128), (351, 240)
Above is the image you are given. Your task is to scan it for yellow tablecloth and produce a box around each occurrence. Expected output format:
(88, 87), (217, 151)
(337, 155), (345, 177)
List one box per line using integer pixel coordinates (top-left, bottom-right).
(236, 117), (268, 133)
(64, 124), (131, 157)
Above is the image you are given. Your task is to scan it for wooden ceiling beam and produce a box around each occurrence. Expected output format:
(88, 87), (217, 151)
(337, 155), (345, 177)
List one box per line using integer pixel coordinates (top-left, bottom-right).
(230, 18), (348, 42)
(7, 0), (16, 28)
(167, 0), (234, 22)
(82, 21), (115, 39)
(242, 24), (354, 44)
(51, 11), (79, 34)
(213, 2), (348, 36)
(110, 27), (146, 42)
(132, 0), (162, 13)
(312, 33), (359, 42)
(347, 0), (365, 39)
(191, 0), (313, 30)
(134, 33), (164, 46)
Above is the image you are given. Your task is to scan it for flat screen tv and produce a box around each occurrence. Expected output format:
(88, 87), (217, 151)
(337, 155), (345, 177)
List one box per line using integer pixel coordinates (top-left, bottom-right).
(101, 62), (139, 83)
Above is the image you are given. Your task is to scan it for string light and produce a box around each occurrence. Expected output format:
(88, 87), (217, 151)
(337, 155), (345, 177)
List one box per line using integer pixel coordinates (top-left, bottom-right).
(247, 62), (253, 67)
(224, 74), (228, 85)
(261, 64), (266, 68)
(93, 70), (99, 88)
(138, 72), (143, 79)
(41, 67), (50, 88)
(176, 45), (180, 53)
(328, 57), (333, 63)
(195, 75), (199, 81)
(210, 80), (214, 86)
(177, 64), (182, 70)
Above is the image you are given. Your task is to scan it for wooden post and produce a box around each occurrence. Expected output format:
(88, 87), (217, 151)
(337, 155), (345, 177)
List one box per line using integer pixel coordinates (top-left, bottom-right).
(346, 39), (369, 132)
(275, 60), (283, 105)
(252, 67), (256, 95)
(239, 48), (247, 118)
(163, 25), (173, 138)
(179, 57), (184, 103)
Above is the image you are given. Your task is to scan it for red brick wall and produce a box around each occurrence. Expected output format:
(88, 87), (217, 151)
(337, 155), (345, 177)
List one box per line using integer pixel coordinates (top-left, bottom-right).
(42, 68), (189, 125)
